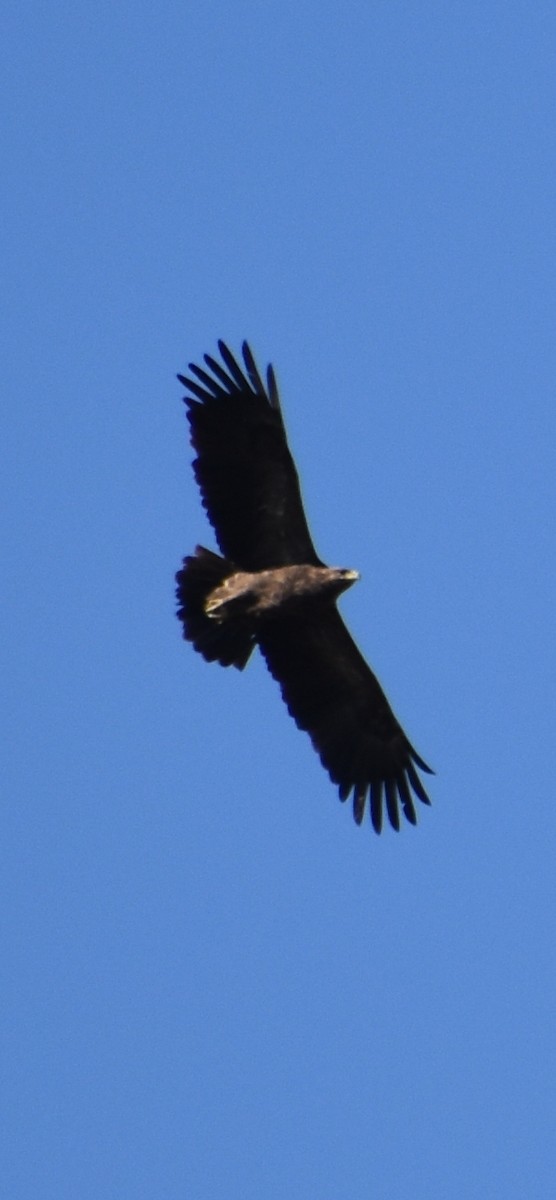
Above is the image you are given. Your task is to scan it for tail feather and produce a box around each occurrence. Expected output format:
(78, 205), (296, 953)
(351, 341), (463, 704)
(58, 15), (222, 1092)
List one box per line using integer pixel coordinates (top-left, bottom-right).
(176, 546), (255, 670)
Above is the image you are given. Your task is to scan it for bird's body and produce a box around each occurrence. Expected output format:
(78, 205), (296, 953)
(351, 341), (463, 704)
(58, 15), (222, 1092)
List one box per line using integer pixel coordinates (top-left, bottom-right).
(205, 563), (359, 620)
(176, 341), (433, 833)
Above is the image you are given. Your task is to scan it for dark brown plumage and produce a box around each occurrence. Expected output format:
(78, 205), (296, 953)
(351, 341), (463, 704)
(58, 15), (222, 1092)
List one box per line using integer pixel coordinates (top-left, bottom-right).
(176, 341), (433, 834)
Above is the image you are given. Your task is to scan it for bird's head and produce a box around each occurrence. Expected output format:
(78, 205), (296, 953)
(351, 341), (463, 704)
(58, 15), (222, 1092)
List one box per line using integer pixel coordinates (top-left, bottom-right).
(330, 567), (360, 596)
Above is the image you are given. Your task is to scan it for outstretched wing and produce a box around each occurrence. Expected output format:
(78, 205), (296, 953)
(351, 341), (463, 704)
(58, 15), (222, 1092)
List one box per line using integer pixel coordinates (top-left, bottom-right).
(259, 608), (433, 833)
(178, 341), (323, 571)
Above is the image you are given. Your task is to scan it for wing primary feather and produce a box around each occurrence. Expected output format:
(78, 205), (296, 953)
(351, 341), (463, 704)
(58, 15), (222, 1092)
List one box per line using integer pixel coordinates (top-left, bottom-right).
(187, 362), (226, 397)
(338, 782), (351, 802)
(180, 376), (214, 403)
(370, 780), (384, 834)
(385, 778), (400, 831)
(267, 363), (280, 409)
(202, 352), (237, 392)
(397, 773), (417, 825)
(217, 340), (248, 389)
(353, 784), (366, 825)
(241, 341), (266, 396)
(408, 744), (434, 774)
(406, 762), (432, 806)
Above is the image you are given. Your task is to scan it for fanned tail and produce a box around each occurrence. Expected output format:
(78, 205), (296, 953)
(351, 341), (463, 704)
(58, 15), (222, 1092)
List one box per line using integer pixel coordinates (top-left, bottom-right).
(175, 546), (255, 670)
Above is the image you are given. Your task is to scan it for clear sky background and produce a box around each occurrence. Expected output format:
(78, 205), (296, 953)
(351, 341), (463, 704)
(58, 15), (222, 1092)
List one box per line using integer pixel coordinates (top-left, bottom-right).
(3, 2), (555, 1197)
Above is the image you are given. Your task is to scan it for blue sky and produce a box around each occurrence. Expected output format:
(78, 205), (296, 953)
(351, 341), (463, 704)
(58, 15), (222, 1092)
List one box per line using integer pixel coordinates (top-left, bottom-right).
(3, 2), (556, 1196)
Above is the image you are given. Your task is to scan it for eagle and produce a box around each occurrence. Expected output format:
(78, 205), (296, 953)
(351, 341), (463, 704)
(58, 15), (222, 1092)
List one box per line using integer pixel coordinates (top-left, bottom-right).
(176, 340), (433, 833)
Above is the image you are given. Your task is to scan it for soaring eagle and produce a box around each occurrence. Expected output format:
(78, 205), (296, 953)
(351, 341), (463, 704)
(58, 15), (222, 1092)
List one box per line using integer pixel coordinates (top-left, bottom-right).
(176, 341), (433, 833)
